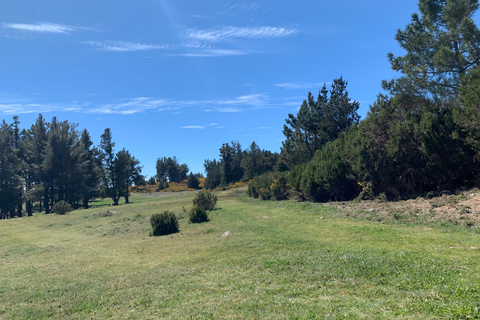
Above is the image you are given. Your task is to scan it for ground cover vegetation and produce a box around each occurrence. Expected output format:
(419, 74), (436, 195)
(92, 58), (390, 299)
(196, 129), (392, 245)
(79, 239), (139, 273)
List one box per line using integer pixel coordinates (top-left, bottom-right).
(1, 190), (479, 319)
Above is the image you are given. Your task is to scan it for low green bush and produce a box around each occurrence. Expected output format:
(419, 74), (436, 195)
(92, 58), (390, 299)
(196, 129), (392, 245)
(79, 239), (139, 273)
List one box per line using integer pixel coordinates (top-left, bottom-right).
(193, 190), (217, 210)
(150, 211), (179, 236)
(189, 206), (208, 223)
(247, 172), (289, 201)
(52, 200), (72, 215)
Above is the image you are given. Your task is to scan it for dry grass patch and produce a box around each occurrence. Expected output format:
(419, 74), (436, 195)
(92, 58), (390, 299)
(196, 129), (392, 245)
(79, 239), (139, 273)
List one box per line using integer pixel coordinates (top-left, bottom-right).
(323, 189), (480, 228)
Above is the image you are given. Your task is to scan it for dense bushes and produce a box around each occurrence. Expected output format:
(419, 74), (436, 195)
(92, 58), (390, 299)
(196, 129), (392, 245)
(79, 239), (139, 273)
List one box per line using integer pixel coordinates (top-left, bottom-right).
(247, 172), (289, 201)
(246, 91), (480, 203)
(189, 205), (208, 223)
(150, 211), (179, 236)
(187, 173), (200, 189)
(193, 191), (217, 210)
(52, 200), (72, 215)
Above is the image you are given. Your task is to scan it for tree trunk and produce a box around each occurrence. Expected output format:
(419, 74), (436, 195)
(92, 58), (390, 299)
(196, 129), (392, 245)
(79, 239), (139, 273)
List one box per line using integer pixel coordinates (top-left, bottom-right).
(26, 200), (33, 216)
(43, 187), (50, 214)
(17, 199), (22, 218)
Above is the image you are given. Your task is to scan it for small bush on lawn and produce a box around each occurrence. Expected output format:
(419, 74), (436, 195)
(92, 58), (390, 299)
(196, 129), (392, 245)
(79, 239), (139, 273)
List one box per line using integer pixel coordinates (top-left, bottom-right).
(52, 200), (72, 215)
(150, 211), (179, 236)
(189, 206), (208, 223)
(193, 190), (217, 210)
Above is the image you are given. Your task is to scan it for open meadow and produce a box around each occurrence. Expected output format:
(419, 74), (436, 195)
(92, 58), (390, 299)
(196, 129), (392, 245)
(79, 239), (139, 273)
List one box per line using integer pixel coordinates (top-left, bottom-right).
(1, 190), (480, 319)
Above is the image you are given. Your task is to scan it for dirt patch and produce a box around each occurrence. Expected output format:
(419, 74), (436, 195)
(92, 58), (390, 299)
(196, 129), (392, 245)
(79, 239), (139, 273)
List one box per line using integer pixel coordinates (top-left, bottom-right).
(321, 189), (480, 227)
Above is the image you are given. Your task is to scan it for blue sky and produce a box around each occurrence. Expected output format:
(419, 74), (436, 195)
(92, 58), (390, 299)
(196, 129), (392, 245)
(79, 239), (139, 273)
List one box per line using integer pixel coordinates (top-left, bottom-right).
(1, 0), (431, 178)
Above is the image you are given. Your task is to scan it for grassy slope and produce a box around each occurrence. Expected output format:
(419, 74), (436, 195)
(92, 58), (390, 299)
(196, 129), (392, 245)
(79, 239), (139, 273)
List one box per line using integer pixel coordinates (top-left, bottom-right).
(1, 191), (480, 319)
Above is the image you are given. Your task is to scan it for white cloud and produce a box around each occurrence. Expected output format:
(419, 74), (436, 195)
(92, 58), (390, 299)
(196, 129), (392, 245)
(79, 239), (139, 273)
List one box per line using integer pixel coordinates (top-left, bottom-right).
(82, 41), (171, 52)
(185, 26), (298, 42)
(0, 93), (277, 116)
(3, 22), (90, 34)
(172, 48), (249, 57)
(274, 82), (329, 90)
(218, 108), (241, 113)
(87, 97), (169, 114)
(208, 123), (219, 126)
(191, 14), (207, 19)
(217, 3), (263, 16)
(182, 125), (205, 129)
(257, 126), (273, 129)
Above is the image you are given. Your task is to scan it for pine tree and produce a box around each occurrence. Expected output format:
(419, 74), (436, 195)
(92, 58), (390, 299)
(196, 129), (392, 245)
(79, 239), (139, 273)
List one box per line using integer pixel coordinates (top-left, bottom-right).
(79, 129), (99, 209)
(0, 120), (22, 219)
(99, 128), (121, 205)
(280, 78), (360, 169)
(383, 0), (480, 100)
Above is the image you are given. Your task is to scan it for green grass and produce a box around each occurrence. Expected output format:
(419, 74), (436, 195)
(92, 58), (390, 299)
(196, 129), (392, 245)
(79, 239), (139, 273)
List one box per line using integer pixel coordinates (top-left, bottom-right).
(1, 191), (480, 319)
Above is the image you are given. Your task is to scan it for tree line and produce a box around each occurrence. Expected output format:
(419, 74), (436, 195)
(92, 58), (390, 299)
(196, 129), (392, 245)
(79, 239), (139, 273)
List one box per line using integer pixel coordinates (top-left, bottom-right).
(3, 0), (480, 216)
(0, 115), (142, 219)
(208, 0), (480, 203)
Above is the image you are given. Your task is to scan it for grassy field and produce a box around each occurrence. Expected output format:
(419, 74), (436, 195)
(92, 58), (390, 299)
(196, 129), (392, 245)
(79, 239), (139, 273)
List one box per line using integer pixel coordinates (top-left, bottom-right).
(1, 190), (480, 319)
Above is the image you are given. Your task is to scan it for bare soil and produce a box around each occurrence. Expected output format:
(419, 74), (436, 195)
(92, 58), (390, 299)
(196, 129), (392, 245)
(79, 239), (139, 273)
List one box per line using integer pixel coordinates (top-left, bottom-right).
(321, 189), (480, 227)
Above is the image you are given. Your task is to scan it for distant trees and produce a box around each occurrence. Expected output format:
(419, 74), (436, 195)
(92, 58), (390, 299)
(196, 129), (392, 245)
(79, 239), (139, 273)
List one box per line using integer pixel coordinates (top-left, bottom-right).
(219, 141), (243, 185)
(99, 129), (142, 205)
(0, 115), (142, 218)
(279, 77), (360, 170)
(79, 129), (99, 209)
(204, 141), (279, 189)
(204, 159), (222, 190)
(241, 141), (277, 180)
(0, 120), (22, 219)
(155, 156), (189, 183)
(147, 176), (156, 185)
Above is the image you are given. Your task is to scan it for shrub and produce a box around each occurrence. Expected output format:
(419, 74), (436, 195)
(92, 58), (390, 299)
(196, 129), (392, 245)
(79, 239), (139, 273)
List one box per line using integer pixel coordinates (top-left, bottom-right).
(247, 172), (289, 201)
(156, 181), (169, 191)
(189, 205), (208, 223)
(52, 200), (72, 215)
(193, 190), (217, 210)
(187, 173), (200, 189)
(150, 211), (179, 236)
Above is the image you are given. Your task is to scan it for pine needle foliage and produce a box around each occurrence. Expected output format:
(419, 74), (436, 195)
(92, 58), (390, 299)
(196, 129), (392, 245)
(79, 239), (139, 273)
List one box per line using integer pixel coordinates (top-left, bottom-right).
(150, 211), (179, 236)
(189, 205), (208, 223)
(193, 191), (217, 210)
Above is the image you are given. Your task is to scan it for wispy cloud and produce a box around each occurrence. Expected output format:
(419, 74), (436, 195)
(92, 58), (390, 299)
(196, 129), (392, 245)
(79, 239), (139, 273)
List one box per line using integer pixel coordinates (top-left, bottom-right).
(217, 108), (241, 113)
(274, 82), (329, 90)
(0, 93), (281, 116)
(229, 3), (263, 12)
(195, 94), (271, 112)
(87, 97), (169, 114)
(217, 2), (263, 16)
(3, 22), (92, 34)
(0, 103), (54, 115)
(181, 125), (205, 129)
(82, 41), (171, 52)
(171, 48), (248, 57)
(185, 26), (298, 42)
(191, 14), (207, 19)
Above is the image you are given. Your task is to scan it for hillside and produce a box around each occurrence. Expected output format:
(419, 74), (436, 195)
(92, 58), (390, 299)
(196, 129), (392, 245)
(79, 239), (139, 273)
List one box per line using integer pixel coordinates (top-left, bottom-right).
(1, 190), (479, 319)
